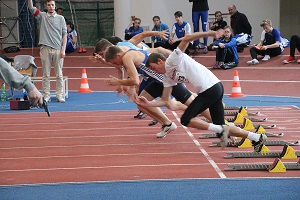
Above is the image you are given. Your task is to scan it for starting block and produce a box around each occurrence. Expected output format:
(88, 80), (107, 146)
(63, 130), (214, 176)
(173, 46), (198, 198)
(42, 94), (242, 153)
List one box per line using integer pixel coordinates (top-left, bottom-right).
(255, 125), (284, 137)
(238, 138), (252, 148)
(210, 139), (300, 147)
(224, 157), (298, 172)
(224, 144), (300, 159)
(234, 118), (276, 130)
(226, 112), (266, 123)
(224, 106), (260, 116)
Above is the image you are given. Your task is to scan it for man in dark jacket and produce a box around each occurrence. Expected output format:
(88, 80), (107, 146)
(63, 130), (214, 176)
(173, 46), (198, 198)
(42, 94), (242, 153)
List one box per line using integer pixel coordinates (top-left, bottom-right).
(228, 4), (252, 36)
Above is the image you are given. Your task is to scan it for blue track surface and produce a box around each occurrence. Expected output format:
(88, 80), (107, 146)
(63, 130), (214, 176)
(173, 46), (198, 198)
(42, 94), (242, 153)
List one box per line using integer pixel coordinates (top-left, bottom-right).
(1, 178), (299, 200)
(0, 91), (299, 113)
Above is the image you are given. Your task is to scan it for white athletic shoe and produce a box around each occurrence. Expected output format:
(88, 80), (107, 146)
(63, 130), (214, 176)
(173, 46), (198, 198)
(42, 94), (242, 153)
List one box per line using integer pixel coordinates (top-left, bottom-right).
(156, 122), (177, 138)
(247, 59), (259, 65)
(262, 55), (270, 61)
(219, 125), (230, 148)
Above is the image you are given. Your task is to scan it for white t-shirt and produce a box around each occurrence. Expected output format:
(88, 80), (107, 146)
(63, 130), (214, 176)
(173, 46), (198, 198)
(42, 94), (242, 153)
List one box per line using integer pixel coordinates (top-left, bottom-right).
(163, 47), (220, 94)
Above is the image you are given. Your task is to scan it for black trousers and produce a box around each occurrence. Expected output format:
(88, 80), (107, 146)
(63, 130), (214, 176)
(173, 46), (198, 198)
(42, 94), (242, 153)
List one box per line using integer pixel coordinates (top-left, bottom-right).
(164, 41), (193, 55)
(250, 33), (281, 59)
(290, 35), (300, 57)
(145, 42), (167, 48)
(181, 82), (225, 126)
(216, 48), (234, 63)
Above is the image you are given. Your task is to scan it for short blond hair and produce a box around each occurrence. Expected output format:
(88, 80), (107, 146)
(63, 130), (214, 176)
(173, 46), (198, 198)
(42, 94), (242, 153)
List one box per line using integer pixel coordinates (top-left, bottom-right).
(260, 19), (272, 27)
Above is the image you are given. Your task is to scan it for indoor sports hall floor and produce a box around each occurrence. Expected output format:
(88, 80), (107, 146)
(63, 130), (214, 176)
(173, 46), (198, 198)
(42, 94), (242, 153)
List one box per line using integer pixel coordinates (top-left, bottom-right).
(0, 47), (299, 199)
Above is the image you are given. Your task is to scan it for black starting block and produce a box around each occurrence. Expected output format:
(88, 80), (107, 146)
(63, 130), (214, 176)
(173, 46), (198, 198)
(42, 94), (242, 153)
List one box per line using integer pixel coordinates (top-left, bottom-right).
(10, 99), (30, 110)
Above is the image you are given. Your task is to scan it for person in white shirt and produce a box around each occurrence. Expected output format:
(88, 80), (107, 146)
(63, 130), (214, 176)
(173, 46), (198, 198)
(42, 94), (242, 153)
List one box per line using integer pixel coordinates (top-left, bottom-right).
(136, 30), (267, 152)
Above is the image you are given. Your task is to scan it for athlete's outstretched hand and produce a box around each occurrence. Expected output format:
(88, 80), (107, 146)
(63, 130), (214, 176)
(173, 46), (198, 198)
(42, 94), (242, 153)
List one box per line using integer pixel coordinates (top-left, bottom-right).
(214, 29), (225, 40)
(105, 75), (119, 86)
(158, 30), (169, 40)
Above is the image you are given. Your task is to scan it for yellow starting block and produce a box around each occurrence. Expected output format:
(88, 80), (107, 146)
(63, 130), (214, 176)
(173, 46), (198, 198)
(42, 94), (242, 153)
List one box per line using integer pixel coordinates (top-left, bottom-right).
(242, 118), (255, 130)
(268, 158), (287, 172)
(238, 138), (252, 148)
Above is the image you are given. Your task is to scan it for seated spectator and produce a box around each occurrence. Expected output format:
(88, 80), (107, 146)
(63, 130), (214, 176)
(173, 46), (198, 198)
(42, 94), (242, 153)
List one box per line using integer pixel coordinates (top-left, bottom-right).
(212, 26), (238, 69)
(124, 18), (144, 40)
(208, 11), (227, 50)
(228, 4), (252, 52)
(165, 11), (193, 55)
(150, 16), (169, 48)
(283, 35), (300, 64)
(210, 11), (227, 31)
(247, 19), (283, 65)
(65, 21), (77, 53)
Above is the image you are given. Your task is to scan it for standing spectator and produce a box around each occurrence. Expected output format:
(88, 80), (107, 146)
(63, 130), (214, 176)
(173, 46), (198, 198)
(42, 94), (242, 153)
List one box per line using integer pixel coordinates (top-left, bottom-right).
(212, 26), (238, 69)
(150, 16), (169, 48)
(228, 4), (252, 52)
(66, 20), (77, 53)
(283, 35), (300, 64)
(189, 0), (209, 54)
(165, 11), (193, 55)
(28, 0), (67, 103)
(124, 18), (144, 40)
(247, 19), (282, 65)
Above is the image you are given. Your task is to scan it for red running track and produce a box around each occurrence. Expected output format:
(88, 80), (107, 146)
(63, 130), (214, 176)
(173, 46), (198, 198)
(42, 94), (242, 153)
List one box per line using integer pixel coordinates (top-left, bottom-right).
(1, 47), (299, 185)
(0, 106), (299, 185)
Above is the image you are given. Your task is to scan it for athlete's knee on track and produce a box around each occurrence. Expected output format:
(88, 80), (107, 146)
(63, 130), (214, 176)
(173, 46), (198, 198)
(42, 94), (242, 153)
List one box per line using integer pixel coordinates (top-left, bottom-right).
(180, 115), (191, 127)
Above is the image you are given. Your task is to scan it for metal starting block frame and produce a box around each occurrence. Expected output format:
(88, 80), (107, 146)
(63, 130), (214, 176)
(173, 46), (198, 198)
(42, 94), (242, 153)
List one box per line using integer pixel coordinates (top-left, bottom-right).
(225, 158), (300, 172)
(224, 106), (246, 110)
(224, 144), (300, 159)
(210, 140), (300, 147)
(224, 107), (259, 116)
(225, 113), (267, 123)
(199, 131), (283, 139)
(234, 118), (276, 130)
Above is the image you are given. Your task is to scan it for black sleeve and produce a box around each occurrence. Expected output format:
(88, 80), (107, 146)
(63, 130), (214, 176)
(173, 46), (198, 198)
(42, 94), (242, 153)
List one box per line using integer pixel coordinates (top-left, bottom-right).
(221, 21), (227, 29)
(189, 0), (194, 2)
(241, 14), (252, 35)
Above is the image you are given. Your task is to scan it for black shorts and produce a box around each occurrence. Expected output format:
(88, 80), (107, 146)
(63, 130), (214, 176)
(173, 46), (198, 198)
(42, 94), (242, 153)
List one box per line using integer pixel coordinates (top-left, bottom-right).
(181, 82), (225, 126)
(143, 81), (192, 104)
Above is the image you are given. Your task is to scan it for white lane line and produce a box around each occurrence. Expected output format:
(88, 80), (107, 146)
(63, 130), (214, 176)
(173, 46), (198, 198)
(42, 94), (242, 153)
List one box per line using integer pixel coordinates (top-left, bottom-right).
(0, 141), (192, 150)
(0, 152), (201, 160)
(0, 133), (190, 141)
(0, 163), (211, 173)
(0, 126), (160, 133)
(171, 111), (226, 179)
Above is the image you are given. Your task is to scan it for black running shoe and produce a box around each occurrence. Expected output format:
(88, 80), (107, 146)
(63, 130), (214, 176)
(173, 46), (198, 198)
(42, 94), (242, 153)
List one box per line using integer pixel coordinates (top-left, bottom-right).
(252, 134), (267, 152)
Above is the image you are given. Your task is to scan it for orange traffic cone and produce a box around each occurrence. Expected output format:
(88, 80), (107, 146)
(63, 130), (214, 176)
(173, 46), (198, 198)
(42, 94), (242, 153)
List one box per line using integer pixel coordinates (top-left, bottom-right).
(229, 70), (245, 98)
(78, 68), (92, 93)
